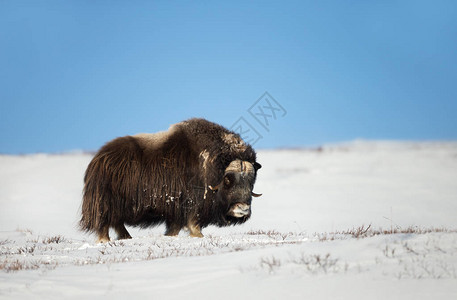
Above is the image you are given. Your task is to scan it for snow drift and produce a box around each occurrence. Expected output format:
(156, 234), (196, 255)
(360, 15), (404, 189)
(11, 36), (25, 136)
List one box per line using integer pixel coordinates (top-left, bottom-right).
(1, 141), (457, 299)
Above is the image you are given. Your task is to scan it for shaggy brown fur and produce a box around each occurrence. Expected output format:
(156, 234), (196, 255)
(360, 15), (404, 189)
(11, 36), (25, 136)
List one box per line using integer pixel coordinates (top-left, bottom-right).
(80, 118), (261, 242)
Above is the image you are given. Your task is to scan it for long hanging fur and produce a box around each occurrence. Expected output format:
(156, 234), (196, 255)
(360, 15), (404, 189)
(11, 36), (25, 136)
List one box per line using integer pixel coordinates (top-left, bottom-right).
(80, 118), (259, 236)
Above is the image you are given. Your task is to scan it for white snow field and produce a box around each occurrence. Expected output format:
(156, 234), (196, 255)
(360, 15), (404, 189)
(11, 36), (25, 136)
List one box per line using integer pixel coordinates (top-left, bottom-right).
(1, 141), (457, 299)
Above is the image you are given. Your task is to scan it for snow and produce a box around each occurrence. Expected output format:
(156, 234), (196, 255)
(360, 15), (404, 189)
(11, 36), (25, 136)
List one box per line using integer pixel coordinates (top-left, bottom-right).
(1, 141), (457, 299)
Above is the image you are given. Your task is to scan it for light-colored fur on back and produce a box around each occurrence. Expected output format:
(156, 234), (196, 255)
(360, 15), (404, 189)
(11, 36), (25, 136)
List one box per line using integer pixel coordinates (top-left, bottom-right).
(134, 124), (178, 150)
(223, 133), (247, 153)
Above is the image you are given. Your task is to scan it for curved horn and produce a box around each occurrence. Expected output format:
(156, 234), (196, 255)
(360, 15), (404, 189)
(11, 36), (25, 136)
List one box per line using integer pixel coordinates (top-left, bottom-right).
(251, 192), (262, 197)
(208, 183), (221, 191)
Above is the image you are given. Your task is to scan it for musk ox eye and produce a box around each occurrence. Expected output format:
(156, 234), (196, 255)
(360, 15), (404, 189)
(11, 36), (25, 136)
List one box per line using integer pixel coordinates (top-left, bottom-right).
(224, 176), (231, 187)
(223, 174), (236, 189)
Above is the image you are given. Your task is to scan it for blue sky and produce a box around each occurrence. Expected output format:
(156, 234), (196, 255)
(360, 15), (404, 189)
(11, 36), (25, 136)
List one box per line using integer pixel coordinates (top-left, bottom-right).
(1, 0), (456, 154)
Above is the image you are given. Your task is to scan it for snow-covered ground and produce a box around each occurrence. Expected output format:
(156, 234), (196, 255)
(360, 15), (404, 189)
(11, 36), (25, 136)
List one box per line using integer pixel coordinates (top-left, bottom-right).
(1, 141), (457, 299)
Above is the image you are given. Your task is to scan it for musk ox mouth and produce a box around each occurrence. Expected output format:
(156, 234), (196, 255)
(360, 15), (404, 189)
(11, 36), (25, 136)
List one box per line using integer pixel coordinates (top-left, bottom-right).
(228, 203), (251, 218)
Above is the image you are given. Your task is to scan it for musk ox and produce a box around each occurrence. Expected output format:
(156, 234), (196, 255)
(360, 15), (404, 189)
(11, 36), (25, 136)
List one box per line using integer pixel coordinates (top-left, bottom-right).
(80, 118), (262, 242)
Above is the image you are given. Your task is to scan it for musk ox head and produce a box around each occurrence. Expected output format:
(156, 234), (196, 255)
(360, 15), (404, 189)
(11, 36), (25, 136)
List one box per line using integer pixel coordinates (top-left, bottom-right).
(209, 159), (262, 223)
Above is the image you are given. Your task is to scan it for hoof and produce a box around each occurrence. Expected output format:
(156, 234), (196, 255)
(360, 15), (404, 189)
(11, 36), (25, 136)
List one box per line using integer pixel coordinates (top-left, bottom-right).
(96, 237), (110, 243)
(190, 232), (204, 238)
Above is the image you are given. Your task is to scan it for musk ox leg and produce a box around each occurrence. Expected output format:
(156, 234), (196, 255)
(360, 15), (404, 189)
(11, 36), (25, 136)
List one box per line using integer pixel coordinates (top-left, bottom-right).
(96, 225), (110, 243)
(165, 222), (182, 236)
(115, 223), (132, 240)
(188, 221), (204, 238)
